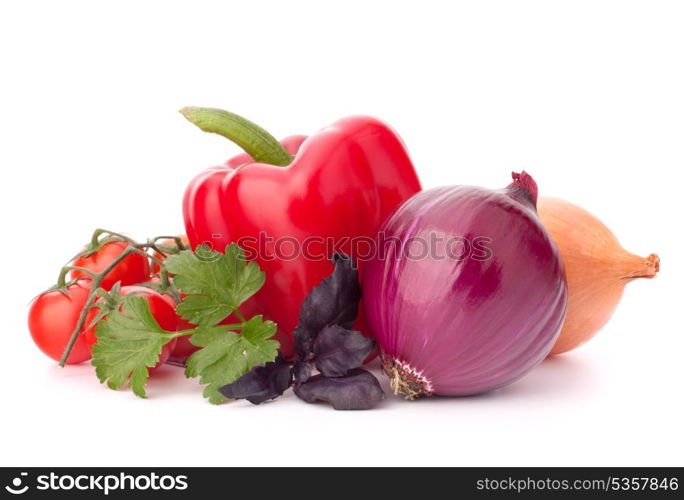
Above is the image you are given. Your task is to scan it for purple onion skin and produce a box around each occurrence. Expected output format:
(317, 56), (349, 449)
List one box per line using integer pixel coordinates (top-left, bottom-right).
(362, 172), (567, 398)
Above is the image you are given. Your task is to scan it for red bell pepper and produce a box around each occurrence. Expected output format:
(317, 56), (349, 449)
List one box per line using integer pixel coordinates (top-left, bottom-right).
(181, 108), (421, 357)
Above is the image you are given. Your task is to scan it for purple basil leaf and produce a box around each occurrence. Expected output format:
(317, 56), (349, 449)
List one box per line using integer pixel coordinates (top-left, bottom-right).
(293, 326), (313, 361)
(218, 354), (293, 405)
(314, 325), (373, 377)
(294, 369), (384, 410)
(293, 361), (313, 388)
(294, 253), (361, 359)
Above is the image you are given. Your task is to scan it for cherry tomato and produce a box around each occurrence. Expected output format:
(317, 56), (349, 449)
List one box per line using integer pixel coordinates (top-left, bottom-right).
(28, 282), (92, 364)
(83, 286), (178, 369)
(71, 241), (150, 290)
(151, 236), (189, 275)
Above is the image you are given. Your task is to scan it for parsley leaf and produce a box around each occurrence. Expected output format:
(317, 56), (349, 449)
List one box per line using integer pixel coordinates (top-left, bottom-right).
(91, 242), (279, 403)
(185, 316), (278, 404)
(165, 244), (265, 326)
(91, 296), (178, 398)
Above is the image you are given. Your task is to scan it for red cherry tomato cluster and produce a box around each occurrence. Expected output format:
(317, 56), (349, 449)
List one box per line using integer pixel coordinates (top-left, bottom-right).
(28, 237), (192, 366)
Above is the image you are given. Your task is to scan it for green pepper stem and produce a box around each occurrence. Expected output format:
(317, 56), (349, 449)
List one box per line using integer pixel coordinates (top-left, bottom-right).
(180, 107), (293, 166)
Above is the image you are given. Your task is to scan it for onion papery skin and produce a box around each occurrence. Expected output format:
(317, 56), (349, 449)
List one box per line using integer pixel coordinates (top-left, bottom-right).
(537, 197), (660, 355)
(363, 173), (568, 398)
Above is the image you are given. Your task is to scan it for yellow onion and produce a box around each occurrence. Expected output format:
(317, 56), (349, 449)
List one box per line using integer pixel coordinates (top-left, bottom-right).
(537, 197), (659, 355)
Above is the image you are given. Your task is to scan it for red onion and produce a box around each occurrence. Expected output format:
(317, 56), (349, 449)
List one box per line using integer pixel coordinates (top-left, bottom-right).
(363, 172), (567, 398)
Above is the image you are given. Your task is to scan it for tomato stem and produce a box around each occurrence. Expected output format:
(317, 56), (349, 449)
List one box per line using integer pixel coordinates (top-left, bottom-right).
(59, 246), (137, 366)
(149, 235), (188, 251)
(180, 107), (293, 167)
(57, 266), (97, 288)
(89, 228), (137, 251)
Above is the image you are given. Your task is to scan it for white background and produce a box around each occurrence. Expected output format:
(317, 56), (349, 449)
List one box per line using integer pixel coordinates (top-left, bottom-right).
(1, 1), (682, 467)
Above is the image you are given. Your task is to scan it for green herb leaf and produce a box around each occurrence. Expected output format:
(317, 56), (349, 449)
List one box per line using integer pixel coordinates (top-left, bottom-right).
(92, 242), (279, 403)
(185, 315), (278, 404)
(165, 244), (265, 326)
(91, 296), (178, 398)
